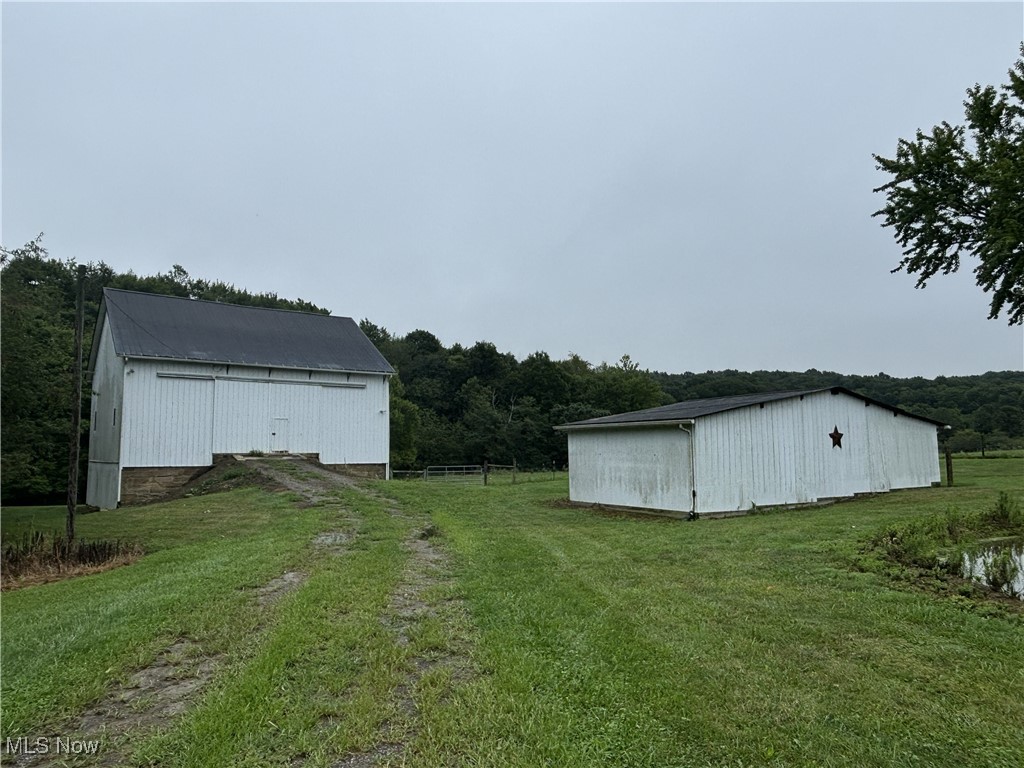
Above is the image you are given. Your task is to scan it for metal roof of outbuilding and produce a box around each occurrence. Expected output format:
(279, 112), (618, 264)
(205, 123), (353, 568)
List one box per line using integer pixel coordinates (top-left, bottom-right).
(96, 288), (394, 374)
(556, 387), (946, 430)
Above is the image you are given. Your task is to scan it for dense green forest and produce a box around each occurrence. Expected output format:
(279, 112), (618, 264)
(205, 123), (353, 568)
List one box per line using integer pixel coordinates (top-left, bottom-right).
(3, 237), (1022, 504)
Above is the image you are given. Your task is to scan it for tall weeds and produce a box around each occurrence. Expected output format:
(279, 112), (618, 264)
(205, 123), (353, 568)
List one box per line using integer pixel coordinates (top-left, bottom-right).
(865, 492), (1024, 599)
(1, 531), (142, 588)
(982, 551), (1021, 598)
(983, 492), (1023, 528)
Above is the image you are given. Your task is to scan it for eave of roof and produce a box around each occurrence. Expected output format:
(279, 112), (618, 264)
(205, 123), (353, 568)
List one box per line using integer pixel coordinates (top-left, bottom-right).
(555, 387), (947, 430)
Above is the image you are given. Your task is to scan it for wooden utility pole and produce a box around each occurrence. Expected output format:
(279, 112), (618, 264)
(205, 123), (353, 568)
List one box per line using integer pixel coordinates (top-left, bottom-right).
(66, 265), (86, 540)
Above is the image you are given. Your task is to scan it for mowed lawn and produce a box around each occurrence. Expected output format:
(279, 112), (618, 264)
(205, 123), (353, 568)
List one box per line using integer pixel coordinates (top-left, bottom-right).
(2, 458), (1023, 767)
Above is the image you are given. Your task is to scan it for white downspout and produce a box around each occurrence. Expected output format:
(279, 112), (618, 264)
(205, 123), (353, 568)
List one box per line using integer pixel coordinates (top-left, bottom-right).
(678, 421), (697, 518)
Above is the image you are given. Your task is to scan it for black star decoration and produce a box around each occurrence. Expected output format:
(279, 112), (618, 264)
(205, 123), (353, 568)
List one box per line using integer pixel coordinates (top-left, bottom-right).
(829, 425), (844, 448)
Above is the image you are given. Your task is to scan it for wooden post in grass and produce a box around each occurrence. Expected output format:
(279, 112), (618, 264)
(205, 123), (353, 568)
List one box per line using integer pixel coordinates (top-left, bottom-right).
(66, 264), (86, 541)
(945, 443), (954, 487)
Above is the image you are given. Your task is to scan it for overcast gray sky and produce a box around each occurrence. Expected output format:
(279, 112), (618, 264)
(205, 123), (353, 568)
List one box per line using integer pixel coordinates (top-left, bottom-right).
(3, 1), (1022, 379)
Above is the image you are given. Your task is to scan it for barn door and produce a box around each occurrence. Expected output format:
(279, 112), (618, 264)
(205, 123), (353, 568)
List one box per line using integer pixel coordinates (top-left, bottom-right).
(270, 418), (289, 453)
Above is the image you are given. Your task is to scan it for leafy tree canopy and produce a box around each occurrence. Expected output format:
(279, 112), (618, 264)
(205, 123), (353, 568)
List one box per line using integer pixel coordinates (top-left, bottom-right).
(873, 44), (1024, 324)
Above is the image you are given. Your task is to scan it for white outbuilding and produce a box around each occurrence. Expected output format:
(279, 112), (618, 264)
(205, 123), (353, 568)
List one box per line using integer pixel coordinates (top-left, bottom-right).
(556, 388), (943, 517)
(87, 288), (394, 508)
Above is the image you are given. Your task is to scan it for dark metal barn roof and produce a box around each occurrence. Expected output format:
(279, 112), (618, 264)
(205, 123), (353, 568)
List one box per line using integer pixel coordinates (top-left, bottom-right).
(96, 288), (394, 374)
(557, 387), (946, 430)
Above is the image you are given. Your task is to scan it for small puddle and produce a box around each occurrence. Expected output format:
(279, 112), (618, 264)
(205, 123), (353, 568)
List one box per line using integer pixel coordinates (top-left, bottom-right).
(961, 538), (1024, 599)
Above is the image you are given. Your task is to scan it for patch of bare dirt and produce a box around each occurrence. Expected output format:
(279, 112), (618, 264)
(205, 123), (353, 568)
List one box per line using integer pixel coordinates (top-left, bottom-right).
(4, 639), (222, 768)
(313, 530), (351, 555)
(244, 459), (359, 507)
(256, 570), (308, 607)
(253, 526), (353, 608)
(330, 519), (475, 768)
(163, 457), (288, 501)
(139, 455), (356, 505)
(388, 537), (452, 644)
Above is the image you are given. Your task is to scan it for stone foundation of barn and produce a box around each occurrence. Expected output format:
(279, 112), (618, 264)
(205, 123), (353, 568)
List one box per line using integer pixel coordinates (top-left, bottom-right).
(120, 466), (211, 506)
(320, 462), (388, 479)
(118, 456), (389, 506)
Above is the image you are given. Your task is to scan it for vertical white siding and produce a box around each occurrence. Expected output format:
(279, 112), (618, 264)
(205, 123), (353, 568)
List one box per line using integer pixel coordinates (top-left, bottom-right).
(117, 362), (391, 468)
(694, 391), (939, 513)
(86, 321), (125, 508)
(568, 427), (693, 513)
(864, 404), (940, 490)
(212, 378), (271, 453)
(318, 375), (390, 465)
(122, 361), (215, 466)
(696, 393), (853, 511)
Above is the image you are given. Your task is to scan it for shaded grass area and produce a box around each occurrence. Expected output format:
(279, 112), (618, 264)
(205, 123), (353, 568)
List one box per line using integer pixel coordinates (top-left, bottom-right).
(382, 457), (1024, 768)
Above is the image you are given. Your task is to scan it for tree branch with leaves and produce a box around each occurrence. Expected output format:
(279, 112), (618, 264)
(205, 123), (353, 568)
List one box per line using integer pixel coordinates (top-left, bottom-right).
(873, 44), (1024, 325)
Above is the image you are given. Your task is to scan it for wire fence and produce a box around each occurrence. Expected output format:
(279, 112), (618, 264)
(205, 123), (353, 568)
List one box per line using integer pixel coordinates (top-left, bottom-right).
(391, 463), (565, 485)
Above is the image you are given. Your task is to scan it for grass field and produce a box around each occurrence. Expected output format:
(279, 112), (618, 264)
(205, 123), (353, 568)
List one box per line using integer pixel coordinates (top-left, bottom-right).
(2, 457), (1022, 767)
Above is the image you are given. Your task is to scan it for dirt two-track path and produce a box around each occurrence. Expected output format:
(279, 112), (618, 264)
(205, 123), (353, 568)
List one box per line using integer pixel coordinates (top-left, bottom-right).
(7, 458), (472, 768)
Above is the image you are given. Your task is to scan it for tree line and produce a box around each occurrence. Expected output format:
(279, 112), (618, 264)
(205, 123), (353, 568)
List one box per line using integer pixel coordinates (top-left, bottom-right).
(2, 238), (1022, 504)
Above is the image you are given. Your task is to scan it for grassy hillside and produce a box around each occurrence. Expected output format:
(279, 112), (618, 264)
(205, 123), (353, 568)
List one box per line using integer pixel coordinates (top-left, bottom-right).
(2, 457), (1022, 767)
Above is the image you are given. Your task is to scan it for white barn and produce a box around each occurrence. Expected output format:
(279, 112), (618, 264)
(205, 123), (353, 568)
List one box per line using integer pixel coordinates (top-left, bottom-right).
(87, 289), (394, 508)
(557, 388), (943, 517)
